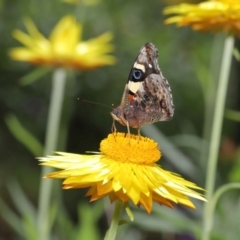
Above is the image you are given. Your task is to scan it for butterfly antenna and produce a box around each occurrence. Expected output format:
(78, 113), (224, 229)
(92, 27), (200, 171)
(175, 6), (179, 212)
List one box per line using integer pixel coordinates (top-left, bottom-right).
(78, 98), (113, 109)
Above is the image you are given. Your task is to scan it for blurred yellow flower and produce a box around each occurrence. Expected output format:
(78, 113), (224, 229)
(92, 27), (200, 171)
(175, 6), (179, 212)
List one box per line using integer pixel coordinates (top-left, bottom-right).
(164, 0), (200, 4)
(9, 16), (116, 70)
(40, 132), (206, 213)
(164, 0), (240, 37)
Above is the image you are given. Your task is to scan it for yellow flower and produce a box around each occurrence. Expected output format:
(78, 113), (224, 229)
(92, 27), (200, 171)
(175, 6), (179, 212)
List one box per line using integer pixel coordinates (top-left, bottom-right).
(164, 0), (199, 5)
(9, 16), (116, 70)
(40, 133), (206, 213)
(164, 0), (240, 37)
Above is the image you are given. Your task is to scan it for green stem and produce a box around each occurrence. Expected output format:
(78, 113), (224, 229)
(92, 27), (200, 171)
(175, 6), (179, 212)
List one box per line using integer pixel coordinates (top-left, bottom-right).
(201, 36), (234, 240)
(37, 68), (66, 240)
(210, 183), (240, 222)
(200, 34), (225, 169)
(104, 200), (123, 240)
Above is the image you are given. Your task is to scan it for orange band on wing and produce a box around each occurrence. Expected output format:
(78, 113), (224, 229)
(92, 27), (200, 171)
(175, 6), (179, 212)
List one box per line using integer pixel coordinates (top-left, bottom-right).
(128, 94), (134, 103)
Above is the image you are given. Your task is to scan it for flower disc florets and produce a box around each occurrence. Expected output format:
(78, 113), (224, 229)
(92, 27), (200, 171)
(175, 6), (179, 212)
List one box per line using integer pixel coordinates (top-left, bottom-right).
(100, 133), (161, 164)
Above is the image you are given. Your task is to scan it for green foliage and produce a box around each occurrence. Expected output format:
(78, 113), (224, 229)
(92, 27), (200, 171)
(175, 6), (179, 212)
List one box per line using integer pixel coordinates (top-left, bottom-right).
(1, 0), (240, 239)
(5, 114), (43, 156)
(19, 68), (52, 86)
(229, 148), (240, 182)
(225, 109), (240, 122)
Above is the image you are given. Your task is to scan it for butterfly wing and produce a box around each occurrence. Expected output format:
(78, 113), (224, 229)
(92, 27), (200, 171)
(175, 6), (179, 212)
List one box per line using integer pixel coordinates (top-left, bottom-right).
(127, 42), (161, 95)
(111, 42), (174, 129)
(125, 73), (174, 127)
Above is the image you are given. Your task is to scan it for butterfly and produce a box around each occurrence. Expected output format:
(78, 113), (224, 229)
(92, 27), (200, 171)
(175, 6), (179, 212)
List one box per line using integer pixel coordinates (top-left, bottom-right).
(111, 42), (174, 134)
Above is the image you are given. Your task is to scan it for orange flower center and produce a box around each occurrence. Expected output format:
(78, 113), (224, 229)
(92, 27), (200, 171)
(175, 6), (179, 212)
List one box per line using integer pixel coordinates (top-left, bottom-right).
(100, 132), (161, 164)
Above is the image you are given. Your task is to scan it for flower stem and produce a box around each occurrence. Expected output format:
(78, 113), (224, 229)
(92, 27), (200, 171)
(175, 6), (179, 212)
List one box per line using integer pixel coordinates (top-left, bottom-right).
(37, 68), (66, 240)
(201, 36), (234, 240)
(200, 34), (225, 169)
(104, 200), (123, 240)
(210, 183), (240, 220)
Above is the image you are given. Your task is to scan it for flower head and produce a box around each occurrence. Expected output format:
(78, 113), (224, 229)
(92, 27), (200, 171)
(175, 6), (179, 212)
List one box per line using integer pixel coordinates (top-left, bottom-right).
(164, 0), (240, 37)
(40, 133), (206, 213)
(9, 16), (116, 70)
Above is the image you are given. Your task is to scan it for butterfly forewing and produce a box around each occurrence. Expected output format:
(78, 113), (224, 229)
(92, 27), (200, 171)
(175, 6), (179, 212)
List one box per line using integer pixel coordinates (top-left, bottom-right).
(127, 43), (160, 95)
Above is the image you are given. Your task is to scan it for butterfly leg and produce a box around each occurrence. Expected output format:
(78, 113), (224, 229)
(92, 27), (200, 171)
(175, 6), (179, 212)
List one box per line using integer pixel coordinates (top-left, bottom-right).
(137, 127), (141, 143)
(112, 119), (117, 133)
(126, 120), (131, 144)
(137, 127), (141, 136)
(111, 119), (118, 141)
(126, 121), (130, 135)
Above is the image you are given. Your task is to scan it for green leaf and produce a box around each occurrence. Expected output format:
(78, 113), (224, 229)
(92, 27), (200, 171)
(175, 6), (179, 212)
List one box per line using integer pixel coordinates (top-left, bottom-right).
(5, 114), (43, 156)
(19, 67), (51, 86)
(233, 47), (240, 62)
(55, 204), (75, 240)
(22, 214), (38, 240)
(225, 109), (240, 122)
(124, 202), (134, 221)
(0, 198), (25, 237)
(134, 206), (202, 236)
(75, 202), (103, 240)
(229, 148), (240, 181)
(7, 181), (37, 221)
(119, 220), (128, 225)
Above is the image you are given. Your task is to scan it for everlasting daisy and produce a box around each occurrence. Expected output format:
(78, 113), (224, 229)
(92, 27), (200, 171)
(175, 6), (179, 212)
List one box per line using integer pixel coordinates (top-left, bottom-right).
(9, 15), (116, 70)
(40, 132), (206, 214)
(164, 0), (240, 37)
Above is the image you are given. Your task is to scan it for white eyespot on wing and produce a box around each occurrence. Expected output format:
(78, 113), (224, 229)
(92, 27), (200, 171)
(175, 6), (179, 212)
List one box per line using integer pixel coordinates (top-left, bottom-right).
(148, 63), (152, 68)
(133, 63), (145, 73)
(128, 81), (142, 94)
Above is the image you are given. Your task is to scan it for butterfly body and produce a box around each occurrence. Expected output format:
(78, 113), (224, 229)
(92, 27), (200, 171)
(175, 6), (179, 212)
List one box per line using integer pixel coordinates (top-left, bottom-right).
(111, 42), (174, 130)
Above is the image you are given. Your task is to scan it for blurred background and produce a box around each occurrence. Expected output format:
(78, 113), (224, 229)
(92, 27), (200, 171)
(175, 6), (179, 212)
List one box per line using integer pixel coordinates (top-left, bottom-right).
(1, 0), (240, 239)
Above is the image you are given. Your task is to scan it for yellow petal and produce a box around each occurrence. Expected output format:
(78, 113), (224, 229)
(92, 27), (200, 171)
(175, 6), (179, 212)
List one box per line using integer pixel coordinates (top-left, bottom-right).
(40, 133), (206, 213)
(10, 15), (116, 69)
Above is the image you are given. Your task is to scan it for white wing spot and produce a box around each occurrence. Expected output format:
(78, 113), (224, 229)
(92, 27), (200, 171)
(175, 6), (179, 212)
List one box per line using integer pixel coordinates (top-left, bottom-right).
(149, 63), (152, 68)
(133, 63), (145, 72)
(128, 81), (142, 94)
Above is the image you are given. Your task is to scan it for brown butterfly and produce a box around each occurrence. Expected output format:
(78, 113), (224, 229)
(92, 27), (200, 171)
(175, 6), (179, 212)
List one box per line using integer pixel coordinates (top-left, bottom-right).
(111, 42), (174, 134)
